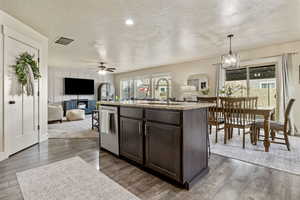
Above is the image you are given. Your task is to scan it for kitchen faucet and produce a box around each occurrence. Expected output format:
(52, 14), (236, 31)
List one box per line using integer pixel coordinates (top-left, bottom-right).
(155, 78), (170, 104)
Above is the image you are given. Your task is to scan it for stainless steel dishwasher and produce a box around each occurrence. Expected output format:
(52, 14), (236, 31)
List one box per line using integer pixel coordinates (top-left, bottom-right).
(99, 106), (119, 155)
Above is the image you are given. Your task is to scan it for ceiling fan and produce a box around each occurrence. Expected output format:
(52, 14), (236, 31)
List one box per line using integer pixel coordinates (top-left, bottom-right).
(96, 62), (116, 75)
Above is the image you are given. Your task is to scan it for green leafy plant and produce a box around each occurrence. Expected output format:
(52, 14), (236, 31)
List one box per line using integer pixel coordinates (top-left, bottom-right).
(201, 88), (210, 95)
(219, 83), (246, 97)
(13, 52), (41, 86)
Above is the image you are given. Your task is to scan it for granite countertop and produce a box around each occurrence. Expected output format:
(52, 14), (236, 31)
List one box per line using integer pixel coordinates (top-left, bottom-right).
(98, 101), (215, 111)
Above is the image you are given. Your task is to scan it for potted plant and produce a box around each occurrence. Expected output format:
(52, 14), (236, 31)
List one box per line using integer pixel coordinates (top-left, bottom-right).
(219, 83), (245, 97)
(201, 88), (210, 96)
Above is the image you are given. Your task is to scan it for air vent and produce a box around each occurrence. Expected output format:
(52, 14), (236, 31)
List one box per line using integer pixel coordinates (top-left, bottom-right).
(55, 37), (74, 46)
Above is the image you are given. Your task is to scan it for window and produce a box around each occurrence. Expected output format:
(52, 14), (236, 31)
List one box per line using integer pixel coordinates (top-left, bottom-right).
(224, 68), (247, 97)
(120, 79), (134, 100)
(249, 65), (276, 107)
(260, 82), (275, 89)
(224, 65), (276, 108)
(120, 74), (171, 101)
(152, 75), (171, 100)
(134, 78), (151, 99)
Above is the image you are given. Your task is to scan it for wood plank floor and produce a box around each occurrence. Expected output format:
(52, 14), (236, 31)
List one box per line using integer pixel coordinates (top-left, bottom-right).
(0, 139), (299, 200)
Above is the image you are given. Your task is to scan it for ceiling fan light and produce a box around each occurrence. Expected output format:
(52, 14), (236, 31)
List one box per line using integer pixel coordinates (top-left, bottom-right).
(98, 70), (106, 75)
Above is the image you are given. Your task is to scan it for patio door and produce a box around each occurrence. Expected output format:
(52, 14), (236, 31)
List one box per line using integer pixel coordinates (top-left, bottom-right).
(248, 65), (277, 108)
(224, 65), (277, 108)
(3, 26), (40, 155)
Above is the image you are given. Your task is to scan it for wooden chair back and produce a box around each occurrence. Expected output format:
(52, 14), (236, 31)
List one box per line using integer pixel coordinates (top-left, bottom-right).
(220, 97), (245, 126)
(284, 98), (296, 133)
(220, 97), (258, 126)
(244, 97), (258, 123)
(197, 97), (221, 124)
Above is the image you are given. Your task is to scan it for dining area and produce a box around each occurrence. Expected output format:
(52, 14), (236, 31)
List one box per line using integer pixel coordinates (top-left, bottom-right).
(200, 94), (300, 174)
(197, 96), (300, 175)
(199, 96), (295, 152)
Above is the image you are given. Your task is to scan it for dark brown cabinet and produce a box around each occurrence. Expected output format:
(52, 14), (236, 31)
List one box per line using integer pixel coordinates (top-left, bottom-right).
(120, 117), (143, 164)
(115, 106), (208, 189)
(145, 122), (181, 182)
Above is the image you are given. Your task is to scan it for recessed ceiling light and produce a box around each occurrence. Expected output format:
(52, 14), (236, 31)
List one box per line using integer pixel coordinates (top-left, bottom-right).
(125, 18), (134, 26)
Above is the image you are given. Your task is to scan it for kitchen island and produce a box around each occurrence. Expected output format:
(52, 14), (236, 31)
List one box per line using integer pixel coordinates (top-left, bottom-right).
(99, 101), (214, 189)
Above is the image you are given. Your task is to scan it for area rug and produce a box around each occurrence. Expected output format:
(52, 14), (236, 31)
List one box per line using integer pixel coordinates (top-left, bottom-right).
(48, 115), (99, 139)
(210, 129), (300, 175)
(16, 157), (140, 200)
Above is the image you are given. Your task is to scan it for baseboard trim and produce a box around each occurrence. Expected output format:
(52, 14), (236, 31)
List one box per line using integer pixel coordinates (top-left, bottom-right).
(40, 134), (48, 143)
(0, 134), (48, 162)
(0, 152), (8, 162)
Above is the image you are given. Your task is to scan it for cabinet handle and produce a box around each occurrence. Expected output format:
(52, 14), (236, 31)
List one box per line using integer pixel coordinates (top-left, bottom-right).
(138, 122), (142, 135)
(144, 123), (147, 136)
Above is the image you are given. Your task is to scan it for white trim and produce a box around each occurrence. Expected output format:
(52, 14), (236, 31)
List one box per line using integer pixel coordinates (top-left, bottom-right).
(0, 152), (8, 162)
(0, 26), (4, 153)
(40, 133), (48, 143)
(0, 152), (8, 161)
(240, 57), (279, 68)
(2, 25), (42, 51)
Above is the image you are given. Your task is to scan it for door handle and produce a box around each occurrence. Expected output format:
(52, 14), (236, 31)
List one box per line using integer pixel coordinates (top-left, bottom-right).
(9, 101), (16, 104)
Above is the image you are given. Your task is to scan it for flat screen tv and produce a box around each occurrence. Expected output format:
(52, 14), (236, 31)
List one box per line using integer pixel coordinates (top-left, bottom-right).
(64, 78), (94, 95)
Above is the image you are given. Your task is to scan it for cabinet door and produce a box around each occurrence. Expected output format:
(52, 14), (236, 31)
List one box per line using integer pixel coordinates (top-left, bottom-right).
(120, 117), (143, 164)
(145, 122), (181, 182)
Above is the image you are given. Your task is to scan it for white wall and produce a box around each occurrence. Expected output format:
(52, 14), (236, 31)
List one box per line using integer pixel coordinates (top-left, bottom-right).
(0, 9), (48, 161)
(48, 66), (114, 103)
(114, 40), (300, 135)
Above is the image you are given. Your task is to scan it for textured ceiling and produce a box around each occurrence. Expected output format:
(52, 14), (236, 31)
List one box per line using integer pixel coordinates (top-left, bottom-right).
(0, 0), (300, 73)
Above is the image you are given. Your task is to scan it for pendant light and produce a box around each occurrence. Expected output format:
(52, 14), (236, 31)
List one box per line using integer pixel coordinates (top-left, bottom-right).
(221, 34), (240, 69)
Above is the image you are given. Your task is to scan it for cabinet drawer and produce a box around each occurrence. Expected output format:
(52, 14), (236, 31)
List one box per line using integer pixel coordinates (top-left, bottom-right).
(145, 109), (181, 125)
(120, 107), (143, 119)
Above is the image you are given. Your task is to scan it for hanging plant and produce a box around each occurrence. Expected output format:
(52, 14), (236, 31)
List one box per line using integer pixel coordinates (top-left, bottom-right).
(13, 52), (41, 95)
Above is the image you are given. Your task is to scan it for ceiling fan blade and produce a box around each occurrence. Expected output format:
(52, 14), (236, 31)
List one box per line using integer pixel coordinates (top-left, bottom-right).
(107, 67), (116, 70)
(98, 66), (106, 69)
(106, 69), (115, 72)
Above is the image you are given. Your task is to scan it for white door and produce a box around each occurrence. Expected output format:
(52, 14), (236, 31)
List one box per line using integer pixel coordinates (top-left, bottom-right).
(4, 30), (39, 155)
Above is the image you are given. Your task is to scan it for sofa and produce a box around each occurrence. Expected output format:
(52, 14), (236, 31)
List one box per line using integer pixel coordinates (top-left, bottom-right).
(48, 104), (63, 123)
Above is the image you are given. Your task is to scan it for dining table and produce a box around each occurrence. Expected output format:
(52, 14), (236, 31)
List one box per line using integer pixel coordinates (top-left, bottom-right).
(215, 106), (276, 152)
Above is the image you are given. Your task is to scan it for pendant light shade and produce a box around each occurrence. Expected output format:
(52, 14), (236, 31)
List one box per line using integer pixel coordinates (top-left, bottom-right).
(221, 34), (240, 69)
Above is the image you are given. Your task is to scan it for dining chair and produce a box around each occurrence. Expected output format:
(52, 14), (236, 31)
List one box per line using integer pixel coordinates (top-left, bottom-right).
(253, 98), (295, 151)
(197, 97), (224, 143)
(220, 97), (257, 148)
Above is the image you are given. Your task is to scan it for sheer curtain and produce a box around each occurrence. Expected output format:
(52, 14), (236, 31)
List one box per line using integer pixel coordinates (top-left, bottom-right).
(215, 64), (225, 97)
(277, 53), (296, 135)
